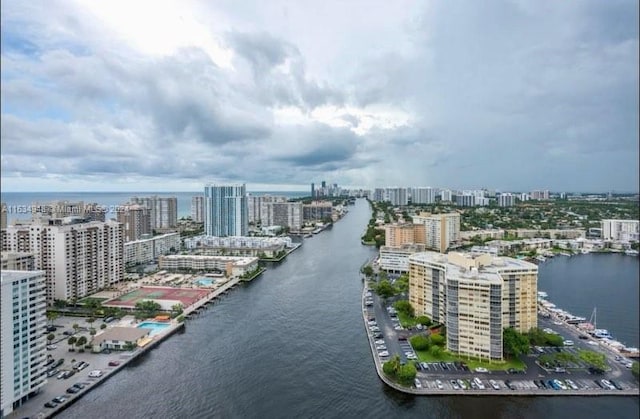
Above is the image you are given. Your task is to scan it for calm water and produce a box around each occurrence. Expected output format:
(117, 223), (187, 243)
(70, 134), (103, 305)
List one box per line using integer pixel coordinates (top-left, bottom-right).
(59, 199), (638, 419)
(0, 191), (308, 223)
(538, 253), (639, 348)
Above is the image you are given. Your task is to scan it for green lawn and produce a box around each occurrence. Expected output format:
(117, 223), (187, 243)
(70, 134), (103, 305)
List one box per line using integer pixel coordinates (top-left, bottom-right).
(416, 349), (525, 371)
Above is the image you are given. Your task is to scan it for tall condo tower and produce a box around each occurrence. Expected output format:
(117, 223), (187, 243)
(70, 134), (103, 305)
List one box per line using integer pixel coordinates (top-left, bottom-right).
(204, 184), (248, 237)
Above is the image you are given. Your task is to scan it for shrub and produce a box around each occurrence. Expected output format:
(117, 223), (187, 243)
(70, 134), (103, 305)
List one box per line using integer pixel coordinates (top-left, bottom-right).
(410, 334), (430, 351)
(430, 333), (446, 347)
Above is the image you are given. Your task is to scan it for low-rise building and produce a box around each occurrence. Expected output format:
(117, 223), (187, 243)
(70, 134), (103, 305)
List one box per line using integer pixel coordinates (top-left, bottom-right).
(91, 327), (152, 352)
(379, 244), (425, 273)
(158, 254), (258, 277)
(1, 252), (35, 270)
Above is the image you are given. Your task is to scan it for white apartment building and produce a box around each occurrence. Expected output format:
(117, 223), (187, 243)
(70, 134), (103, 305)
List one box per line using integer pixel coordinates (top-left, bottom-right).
(184, 235), (293, 250)
(409, 252), (537, 361)
(373, 188), (385, 202)
(413, 212), (461, 253)
(601, 219), (639, 242)
(1, 271), (47, 416)
(1, 219), (124, 304)
(440, 189), (453, 202)
(191, 196), (204, 223)
(158, 254), (258, 277)
(411, 187), (437, 205)
(386, 187), (408, 206)
(498, 193), (516, 207)
(265, 202), (303, 230)
(247, 195), (288, 224)
(531, 190), (550, 200)
(1, 252), (35, 271)
(130, 196), (178, 229)
(379, 244), (425, 273)
(123, 233), (181, 265)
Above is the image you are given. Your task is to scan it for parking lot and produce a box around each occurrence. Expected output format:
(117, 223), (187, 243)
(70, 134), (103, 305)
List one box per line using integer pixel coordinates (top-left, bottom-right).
(7, 315), (136, 419)
(363, 284), (640, 395)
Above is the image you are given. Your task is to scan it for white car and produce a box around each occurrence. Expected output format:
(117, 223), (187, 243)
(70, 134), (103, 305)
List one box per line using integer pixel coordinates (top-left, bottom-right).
(88, 370), (103, 378)
(376, 345), (387, 351)
(378, 351), (390, 357)
(435, 380), (444, 389)
(475, 367), (489, 373)
(394, 326), (403, 331)
(414, 379), (422, 389)
(489, 379), (500, 390)
(563, 340), (574, 346)
(368, 321), (377, 326)
(374, 339), (385, 345)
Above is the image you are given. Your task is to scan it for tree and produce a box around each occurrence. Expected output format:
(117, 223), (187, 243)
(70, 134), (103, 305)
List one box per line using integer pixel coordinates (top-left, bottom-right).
(68, 336), (77, 351)
(429, 345), (442, 357)
(87, 317), (96, 327)
(430, 333), (446, 347)
(72, 323), (80, 334)
(393, 300), (415, 317)
(100, 323), (107, 330)
(503, 328), (530, 358)
(382, 355), (401, 379)
(46, 311), (59, 326)
(632, 362), (639, 380)
(89, 328), (97, 338)
(47, 333), (55, 344)
(361, 265), (374, 277)
(415, 315), (432, 326)
(397, 363), (417, 386)
(578, 350), (607, 371)
(410, 334), (430, 351)
(394, 274), (409, 294)
(374, 280), (396, 300)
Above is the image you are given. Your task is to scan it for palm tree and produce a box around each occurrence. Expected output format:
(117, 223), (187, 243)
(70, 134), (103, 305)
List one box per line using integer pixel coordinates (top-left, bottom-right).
(46, 311), (59, 326)
(72, 323), (80, 334)
(47, 333), (55, 345)
(67, 336), (77, 351)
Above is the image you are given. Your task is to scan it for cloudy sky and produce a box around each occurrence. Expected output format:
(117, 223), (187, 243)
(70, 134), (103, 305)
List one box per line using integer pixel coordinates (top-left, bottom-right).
(1, 0), (638, 192)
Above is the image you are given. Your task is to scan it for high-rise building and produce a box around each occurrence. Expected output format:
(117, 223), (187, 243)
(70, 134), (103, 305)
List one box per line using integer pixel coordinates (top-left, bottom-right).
(373, 188), (385, 202)
(1, 219), (124, 304)
(498, 193), (515, 207)
(302, 202), (333, 222)
(117, 204), (151, 242)
(412, 212), (460, 253)
(1, 252), (35, 270)
(408, 251), (537, 361)
(311, 183), (315, 198)
(386, 187), (408, 206)
(530, 190), (550, 200)
(1, 270), (47, 416)
(1, 203), (8, 229)
(601, 220), (640, 242)
(130, 196), (178, 229)
(440, 189), (453, 202)
(191, 196), (205, 223)
(266, 202), (303, 230)
(247, 195), (288, 225)
(411, 187), (436, 205)
(204, 184), (248, 237)
(384, 223), (417, 247)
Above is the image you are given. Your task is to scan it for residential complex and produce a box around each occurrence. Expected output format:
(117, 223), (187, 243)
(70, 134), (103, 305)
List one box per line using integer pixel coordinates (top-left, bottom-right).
(531, 190), (550, 200)
(124, 233), (181, 266)
(247, 195), (288, 225)
(498, 193), (516, 207)
(601, 219), (639, 242)
(204, 184), (248, 237)
(191, 196), (205, 223)
(1, 252), (35, 271)
(408, 251), (538, 361)
(1, 219), (124, 304)
(129, 196), (178, 230)
(412, 212), (461, 253)
(384, 223), (417, 247)
(116, 204), (151, 242)
(264, 202), (303, 230)
(411, 187), (437, 205)
(184, 235), (293, 258)
(1, 270), (47, 417)
(158, 254), (258, 277)
(302, 201), (333, 222)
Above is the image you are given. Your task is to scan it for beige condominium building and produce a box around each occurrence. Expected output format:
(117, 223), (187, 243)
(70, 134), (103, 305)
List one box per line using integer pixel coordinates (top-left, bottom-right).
(412, 212), (460, 253)
(409, 251), (537, 361)
(384, 223), (417, 247)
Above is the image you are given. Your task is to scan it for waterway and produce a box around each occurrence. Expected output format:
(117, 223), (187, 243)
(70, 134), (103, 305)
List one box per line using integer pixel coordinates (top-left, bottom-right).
(60, 199), (639, 419)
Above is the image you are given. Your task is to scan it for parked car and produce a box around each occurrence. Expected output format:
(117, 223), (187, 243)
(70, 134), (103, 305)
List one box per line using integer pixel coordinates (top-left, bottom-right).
(475, 367), (488, 373)
(435, 380), (443, 390)
(47, 369), (59, 378)
(44, 401), (58, 408)
(489, 379), (500, 390)
(52, 396), (67, 403)
(414, 379), (422, 389)
(88, 370), (103, 378)
(66, 386), (80, 394)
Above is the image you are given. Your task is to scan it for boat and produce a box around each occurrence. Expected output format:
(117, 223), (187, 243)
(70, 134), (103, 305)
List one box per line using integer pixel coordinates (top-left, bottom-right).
(592, 329), (613, 339)
(625, 249), (639, 256)
(537, 291), (548, 299)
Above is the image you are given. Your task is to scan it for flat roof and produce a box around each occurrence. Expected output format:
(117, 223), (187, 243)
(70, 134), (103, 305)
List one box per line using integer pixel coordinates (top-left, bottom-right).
(1, 270), (45, 284)
(93, 327), (151, 344)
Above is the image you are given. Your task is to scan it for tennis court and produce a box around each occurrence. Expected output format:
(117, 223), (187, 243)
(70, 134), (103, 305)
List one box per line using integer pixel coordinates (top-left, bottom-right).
(103, 286), (209, 308)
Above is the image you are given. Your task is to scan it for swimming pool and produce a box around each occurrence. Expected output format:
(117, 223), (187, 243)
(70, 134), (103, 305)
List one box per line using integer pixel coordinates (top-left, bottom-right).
(194, 278), (216, 286)
(137, 321), (171, 336)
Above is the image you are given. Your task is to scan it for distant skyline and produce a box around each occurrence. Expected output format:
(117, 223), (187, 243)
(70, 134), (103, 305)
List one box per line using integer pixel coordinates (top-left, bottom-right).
(1, 1), (638, 193)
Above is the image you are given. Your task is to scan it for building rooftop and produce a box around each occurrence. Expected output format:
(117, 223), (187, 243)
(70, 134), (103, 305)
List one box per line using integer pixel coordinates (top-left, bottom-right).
(92, 327), (151, 345)
(1, 270), (45, 285)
